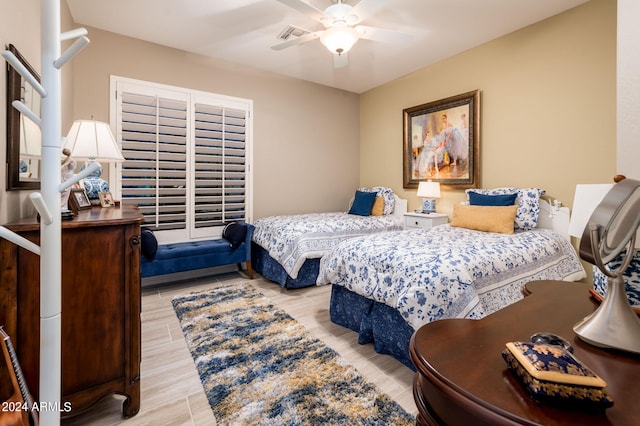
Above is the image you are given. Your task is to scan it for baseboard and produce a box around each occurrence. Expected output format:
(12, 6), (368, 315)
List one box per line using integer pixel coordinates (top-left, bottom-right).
(141, 264), (240, 287)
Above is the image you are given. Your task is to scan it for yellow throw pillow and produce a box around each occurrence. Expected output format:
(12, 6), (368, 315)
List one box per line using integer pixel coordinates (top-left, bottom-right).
(370, 197), (385, 216)
(451, 204), (518, 234)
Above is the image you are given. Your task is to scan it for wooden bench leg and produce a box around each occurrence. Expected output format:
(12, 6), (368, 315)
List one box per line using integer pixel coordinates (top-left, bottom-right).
(238, 261), (254, 279)
(247, 260), (254, 279)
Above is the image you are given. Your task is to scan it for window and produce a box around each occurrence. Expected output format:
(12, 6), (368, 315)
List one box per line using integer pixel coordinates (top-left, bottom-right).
(110, 76), (252, 243)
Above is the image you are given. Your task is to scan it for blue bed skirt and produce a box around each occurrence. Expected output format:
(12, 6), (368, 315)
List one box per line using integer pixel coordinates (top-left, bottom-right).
(251, 242), (320, 289)
(329, 284), (416, 370)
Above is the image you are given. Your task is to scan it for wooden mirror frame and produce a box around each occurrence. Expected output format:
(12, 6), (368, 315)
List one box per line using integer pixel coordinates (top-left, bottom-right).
(6, 44), (40, 190)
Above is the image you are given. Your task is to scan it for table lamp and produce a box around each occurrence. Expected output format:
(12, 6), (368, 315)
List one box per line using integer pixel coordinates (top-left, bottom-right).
(569, 179), (640, 354)
(417, 181), (440, 213)
(63, 120), (124, 202)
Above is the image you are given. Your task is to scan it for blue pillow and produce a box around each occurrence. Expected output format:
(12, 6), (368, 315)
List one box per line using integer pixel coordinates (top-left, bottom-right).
(141, 228), (158, 260)
(348, 190), (377, 216)
(468, 191), (517, 206)
(222, 221), (248, 249)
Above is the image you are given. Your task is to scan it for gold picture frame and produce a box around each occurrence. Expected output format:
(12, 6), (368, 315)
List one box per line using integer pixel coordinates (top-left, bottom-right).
(99, 191), (115, 207)
(403, 90), (480, 189)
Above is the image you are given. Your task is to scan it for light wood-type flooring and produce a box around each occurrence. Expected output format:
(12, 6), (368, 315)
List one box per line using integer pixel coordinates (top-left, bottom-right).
(62, 272), (417, 425)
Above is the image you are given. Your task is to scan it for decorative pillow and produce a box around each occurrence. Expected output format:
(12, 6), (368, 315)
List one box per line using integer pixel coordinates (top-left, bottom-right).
(370, 197), (384, 216)
(358, 186), (395, 215)
(466, 187), (545, 230)
(222, 221), (248, 249)
(468, 191), (517, 206)
(502, 341), (613, 410)
(450, 204), (517, 234)
(141, 228), (158, 260)
(348, 190), (378, 216)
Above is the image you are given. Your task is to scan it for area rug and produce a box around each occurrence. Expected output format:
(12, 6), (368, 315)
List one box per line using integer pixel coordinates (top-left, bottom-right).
(172, 283), (415, 426)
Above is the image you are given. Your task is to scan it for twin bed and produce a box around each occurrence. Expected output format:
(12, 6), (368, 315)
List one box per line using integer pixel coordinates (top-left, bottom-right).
(251, 187), (407, 288)
(252, 187), (586, 369)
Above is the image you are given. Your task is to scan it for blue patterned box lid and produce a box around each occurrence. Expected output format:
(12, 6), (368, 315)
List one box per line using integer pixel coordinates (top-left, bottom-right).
(505, 342), (606, 388)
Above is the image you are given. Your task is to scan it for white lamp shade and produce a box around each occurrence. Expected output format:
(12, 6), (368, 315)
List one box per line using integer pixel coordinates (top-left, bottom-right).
(20, 115), (42, 158)
(416, 181), (441, 198)
(568, 184), (614, 238)
(320, 26), (359, 54)
(64, 120), (124, 162)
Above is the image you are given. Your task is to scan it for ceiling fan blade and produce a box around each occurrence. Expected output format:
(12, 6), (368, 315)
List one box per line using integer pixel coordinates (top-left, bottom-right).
(333, 52), (348, 69)
(275, 0), (326, 22)
(350, 0), (387, 24)
(354, 25), (411, 44)
(271, 30), (323, 51)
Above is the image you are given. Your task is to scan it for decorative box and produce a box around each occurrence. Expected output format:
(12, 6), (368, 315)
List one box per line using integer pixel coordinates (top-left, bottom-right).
(502, 341), (613, 410)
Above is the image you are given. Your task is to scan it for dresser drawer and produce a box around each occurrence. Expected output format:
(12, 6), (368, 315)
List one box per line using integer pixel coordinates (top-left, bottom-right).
(404, 213), (448, 230)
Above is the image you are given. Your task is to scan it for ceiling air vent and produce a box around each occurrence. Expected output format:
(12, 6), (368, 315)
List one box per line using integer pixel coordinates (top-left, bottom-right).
(277, 25), (310, 41)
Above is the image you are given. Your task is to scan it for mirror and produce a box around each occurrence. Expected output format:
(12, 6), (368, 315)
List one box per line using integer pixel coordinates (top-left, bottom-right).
(6, 44), (41, 190)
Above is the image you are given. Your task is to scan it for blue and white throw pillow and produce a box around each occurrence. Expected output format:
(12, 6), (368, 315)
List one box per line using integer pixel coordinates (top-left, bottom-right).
(466, 187), (545, 230)
(358, 186), (395, 215)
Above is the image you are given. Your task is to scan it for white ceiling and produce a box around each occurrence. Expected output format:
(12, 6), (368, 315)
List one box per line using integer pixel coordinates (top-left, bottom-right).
(65, 0), (589, 94)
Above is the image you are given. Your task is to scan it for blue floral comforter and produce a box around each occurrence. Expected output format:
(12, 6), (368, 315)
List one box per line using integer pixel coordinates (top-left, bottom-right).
(318, 225), (586, 330)
(252, 212), (403, 279)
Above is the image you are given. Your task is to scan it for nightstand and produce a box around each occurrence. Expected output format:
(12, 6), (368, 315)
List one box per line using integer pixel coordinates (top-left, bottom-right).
(404, 212), (448, 229)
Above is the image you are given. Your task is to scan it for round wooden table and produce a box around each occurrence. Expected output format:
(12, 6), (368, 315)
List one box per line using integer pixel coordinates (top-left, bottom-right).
(410, 280), (640, 426)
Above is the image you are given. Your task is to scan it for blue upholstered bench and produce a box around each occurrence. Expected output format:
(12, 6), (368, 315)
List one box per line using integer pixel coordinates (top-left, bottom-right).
(141, 223), (254, 279)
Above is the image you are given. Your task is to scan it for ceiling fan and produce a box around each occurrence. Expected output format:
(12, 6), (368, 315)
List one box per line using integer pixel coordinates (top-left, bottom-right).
(272, 0), (409, 67)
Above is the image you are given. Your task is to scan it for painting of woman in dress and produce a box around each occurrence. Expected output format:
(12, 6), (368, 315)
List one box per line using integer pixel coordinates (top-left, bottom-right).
(403, 90), (479, 188)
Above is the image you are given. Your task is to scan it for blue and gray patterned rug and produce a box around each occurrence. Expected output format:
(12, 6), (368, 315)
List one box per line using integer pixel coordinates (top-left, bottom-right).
(172, 283), (415, 426)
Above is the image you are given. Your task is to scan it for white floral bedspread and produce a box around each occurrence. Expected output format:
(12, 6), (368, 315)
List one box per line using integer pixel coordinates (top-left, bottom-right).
(318, 225), (586, 330)
(252, 212), (403, 279)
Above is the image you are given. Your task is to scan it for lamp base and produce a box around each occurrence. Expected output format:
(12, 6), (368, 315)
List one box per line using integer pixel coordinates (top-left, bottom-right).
(80, 161), (109, 201)
(83, 176), (109, 201)
(574, 274), (640, 354)
(422, 198), (436, 213)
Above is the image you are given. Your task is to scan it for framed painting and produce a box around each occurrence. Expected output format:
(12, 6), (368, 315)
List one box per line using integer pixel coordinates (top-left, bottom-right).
(403, 90), (480, 189)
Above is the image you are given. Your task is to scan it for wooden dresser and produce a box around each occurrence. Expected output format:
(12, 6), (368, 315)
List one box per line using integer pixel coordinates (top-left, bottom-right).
(0, 205), (143, 418)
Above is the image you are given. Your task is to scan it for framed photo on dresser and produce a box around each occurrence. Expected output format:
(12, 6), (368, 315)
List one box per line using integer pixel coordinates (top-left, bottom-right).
(68, 188), (92, 214)
(99, 191), (115, 207)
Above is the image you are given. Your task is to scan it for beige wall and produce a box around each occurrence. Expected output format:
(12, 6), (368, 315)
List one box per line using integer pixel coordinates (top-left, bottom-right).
(0, 0), (75, 224)
(71, 28), (360, 220)
(360, 0), (617, 215)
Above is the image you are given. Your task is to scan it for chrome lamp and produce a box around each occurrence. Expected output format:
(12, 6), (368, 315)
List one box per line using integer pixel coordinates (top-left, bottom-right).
(416, 181), (440, 213)
(570, 179), (640, 354)
(63, 120), (124, 202)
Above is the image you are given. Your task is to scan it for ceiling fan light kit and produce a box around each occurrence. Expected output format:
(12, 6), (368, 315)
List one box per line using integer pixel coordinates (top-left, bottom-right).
(320, 26), (359, 55)
(273, 0), (407, 65)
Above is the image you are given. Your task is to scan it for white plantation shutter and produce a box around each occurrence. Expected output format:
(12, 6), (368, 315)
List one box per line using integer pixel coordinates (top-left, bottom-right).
(112, 77), (252, 243)
(193, 103), (247, 228)
(120, 92), (189, 231)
